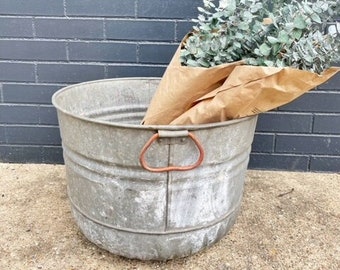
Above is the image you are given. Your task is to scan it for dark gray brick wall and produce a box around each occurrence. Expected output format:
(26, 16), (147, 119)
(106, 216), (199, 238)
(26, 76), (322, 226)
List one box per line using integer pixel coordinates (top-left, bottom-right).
(0, 0), (339, 172)
(35, 18), (104, 39)
(2, 84), (64, 104)
(137, 0), (201, 19)
(0, 17), (34, 38)
(36, 64), (105, 83)
(139, 44), (177, 64)
(66, 0), (136, 17)
(0, 0), (64, 16)
(0, 63), (35, 82)
(106, 65), (166, 78)
(0, 40), (67, 61)
(68, 42), (137, 62)
(105, 20), (175, 41)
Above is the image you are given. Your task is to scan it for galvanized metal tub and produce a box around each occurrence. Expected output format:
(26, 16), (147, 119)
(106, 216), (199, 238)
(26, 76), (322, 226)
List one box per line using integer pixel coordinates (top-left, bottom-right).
(52, 78), (257, 261)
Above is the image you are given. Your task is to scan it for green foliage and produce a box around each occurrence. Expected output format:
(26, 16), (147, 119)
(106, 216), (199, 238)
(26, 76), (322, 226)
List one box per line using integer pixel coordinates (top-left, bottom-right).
(180, 0), (339, 73)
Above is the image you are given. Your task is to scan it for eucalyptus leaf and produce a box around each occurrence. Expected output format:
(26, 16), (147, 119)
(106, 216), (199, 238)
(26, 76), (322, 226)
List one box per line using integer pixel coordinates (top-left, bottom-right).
(186, 59), (201, 67)
(199, 24), (211, 31)
(275, 59), (285, 67)
(197, 58), (210, 67)
(273, 43), (282, 55)
(226, 0), (237, 14)
(238, 22), (249, 30)
(302, 3), (314, 14)
(233, 41), (242, 49)
(243, 10), (253, 21)
(197, 7), (206, 13)
(311, 13), (322, 24)
(291, 29), (303, 40)
(246, 58), (258, 65)
(293, 15), (307, 30)
(264, 60), (274, 66)
(278, 31), (289, 43)
(198, 14), (206, 22)
(268, 36), (279, 44)
(259, 43), (271, 56)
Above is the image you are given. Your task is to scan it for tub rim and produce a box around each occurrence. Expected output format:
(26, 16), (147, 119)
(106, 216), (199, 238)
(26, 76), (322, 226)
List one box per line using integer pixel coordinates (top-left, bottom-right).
(52, 77), (256, 131)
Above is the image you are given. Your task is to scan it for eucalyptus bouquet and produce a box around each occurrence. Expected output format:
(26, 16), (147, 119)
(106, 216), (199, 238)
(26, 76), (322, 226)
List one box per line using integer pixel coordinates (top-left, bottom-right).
(181, 0), (339, 73)
(143, 0), (339, 125)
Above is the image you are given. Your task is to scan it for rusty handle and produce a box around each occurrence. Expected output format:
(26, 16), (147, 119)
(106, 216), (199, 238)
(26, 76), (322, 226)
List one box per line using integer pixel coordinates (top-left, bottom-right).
(139, 131), (205, 173)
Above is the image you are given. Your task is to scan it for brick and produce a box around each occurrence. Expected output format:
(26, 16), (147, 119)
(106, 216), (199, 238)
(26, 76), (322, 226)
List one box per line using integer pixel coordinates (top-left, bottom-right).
(105, 20), (175, 41)
(0, 145), (42, 163)
(68, 42), (137, 62)
(0, 17), (33, 38)
(177, 21), (194, 40)
(42, 146), (64, 164)
(248, 153), (309, 171)
(0, 0), (64, 16)
(66, 0), (135, 17)
(0, 40), (67, 61)
(37, 64), (105, 83)
(2, 84), (63, 104)
(0, 63), (35, 82)
(39, 106), (59, 125)
(317, 72), (340, 90)
(35, 18), (104, 40)
(6, 126), (61, 145)
(313, 114), (340, 134)
(139, 44), (178, 64)
(276, 135), (340, 155)
(310, 156), (340, 172)
(256, 112), (312, 133)
(0, 145), (64, 163)
(107, 65), (165, 78)
(138, 0), (199, 19)
(0, 104), (39, 124)
(252, 133), (274, 153)
(279, 92), (340, 113)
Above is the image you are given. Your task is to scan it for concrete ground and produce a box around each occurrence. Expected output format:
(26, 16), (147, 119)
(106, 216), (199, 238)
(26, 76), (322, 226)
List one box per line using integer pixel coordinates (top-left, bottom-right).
(0, 163), (339, 270)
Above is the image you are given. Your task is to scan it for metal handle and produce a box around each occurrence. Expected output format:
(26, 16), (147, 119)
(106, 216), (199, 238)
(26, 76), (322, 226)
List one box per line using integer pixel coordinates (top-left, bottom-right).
(139, 131), (205, 172)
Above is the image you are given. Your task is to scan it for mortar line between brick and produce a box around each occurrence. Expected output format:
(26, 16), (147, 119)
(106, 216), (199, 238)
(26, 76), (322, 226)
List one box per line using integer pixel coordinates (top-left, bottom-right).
(2, 143), (62, 147)
(32, 17), (36, 37)
(63, 0), (67, 17)
(2, 82), (66, 86)
(310, 113), (315, 134)
(136, 43), (140, 63)
(4, 124), (60, 128)
(307, 156), (312, 171)
(1, 14), (183, 22)
(4, 124), (8, 144)
(65, 42), (70, 61)
(0, 84), (4, 103)
(174, 20), (178, 41)
(0, 38), (177, 45)
(103, 19), (107, 40)
(273, 133), (277, 153)
(34, 63), (38, 83)
(104, 65), (108, 78)
(0, 103), (46, 107)
(135, 0), (138, 18)
(0, 60), (167, 67)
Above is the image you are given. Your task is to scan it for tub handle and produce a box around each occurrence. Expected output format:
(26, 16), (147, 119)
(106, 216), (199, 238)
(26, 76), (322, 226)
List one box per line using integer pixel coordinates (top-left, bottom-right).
(139, 131), (205, 172)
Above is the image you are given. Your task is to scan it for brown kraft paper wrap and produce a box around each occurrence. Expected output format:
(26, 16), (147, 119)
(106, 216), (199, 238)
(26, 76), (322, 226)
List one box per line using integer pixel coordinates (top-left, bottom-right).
(142, 43), (340, 126)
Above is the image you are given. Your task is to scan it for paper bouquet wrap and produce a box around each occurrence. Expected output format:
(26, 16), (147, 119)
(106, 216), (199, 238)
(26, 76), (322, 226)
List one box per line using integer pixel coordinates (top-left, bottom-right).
(142, 42), (339, 125)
